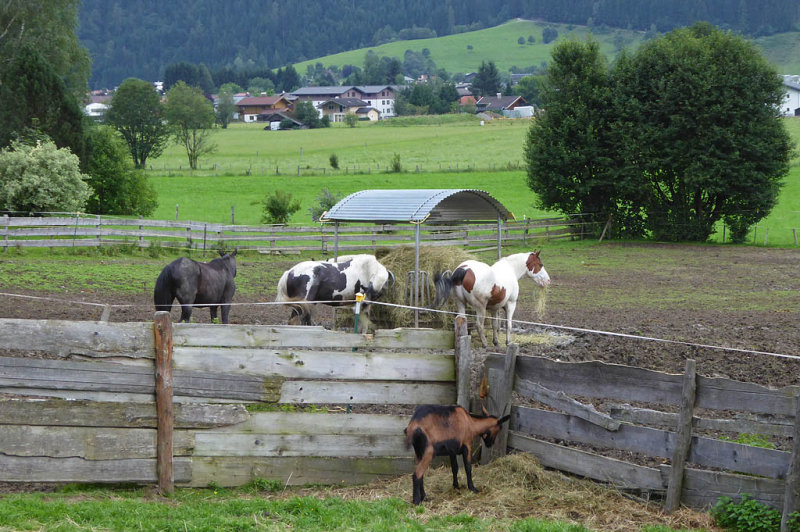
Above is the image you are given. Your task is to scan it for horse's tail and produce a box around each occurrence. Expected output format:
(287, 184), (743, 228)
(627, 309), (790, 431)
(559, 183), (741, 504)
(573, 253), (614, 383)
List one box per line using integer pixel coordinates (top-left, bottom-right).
(432, 269), (455, 308)
(153, 264), (174, 312)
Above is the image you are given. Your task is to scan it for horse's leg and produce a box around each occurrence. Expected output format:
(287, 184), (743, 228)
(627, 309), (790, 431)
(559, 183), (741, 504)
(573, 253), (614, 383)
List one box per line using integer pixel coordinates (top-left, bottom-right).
(474, 305), (489, 348)
(490, 308), (500, 347)
(176, 296), (193, 322)
(220, 300), (232, 324)
(210, 305), (219, 323)
(504, 300), (517, 346)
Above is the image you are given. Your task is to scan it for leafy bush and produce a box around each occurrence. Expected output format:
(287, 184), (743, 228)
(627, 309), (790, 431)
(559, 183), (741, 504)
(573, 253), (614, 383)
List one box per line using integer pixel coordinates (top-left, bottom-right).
(712, 494), (800, 531)
(261, 190), (301, 224)
(308, 188), (343, 222)
(389, 153), (402, 173)
(0, 139), (90, 213)
(329, 153), (339, 169)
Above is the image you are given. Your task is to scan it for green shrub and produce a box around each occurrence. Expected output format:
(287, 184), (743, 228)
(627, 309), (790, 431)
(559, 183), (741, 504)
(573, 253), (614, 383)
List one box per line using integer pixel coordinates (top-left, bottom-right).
(389, 153), (402, 173)
(329, 153), (339, 169)
(712, 494), (800, 531)
(261, 190), (301, 225)
(308, 188), (343, 222)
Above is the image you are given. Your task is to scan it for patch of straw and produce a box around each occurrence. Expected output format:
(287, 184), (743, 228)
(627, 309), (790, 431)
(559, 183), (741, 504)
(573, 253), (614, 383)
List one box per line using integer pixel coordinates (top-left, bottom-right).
(289, 453), (719, 531)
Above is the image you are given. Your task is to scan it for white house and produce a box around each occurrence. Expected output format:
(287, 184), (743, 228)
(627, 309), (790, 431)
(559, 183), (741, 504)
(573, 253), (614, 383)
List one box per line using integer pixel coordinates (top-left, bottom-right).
(84, 102), (109, 121)
(290, 85), (398, 118)
(781, 75), (800, 117)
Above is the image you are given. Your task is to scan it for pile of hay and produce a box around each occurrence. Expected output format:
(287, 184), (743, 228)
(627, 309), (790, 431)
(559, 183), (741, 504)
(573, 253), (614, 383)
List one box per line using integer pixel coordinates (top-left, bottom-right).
(369, 246), (476, 330)
(292, 453), (718, 531)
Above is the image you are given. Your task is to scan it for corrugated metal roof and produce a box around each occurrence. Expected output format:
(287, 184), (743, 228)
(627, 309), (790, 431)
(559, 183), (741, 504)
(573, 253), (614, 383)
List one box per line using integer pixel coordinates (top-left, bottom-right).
(320, 189), (512, 223)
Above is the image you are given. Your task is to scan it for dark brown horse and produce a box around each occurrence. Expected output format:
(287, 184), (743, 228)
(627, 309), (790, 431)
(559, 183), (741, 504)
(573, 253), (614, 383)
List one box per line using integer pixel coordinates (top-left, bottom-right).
(154, 250), (237, 323)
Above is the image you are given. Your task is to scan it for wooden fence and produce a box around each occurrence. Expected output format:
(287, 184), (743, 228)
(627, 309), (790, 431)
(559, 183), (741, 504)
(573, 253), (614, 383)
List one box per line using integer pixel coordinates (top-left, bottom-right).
(483, 348), (800, 524)
(0, 214), (593, 254)
(0, 316), (454, 488)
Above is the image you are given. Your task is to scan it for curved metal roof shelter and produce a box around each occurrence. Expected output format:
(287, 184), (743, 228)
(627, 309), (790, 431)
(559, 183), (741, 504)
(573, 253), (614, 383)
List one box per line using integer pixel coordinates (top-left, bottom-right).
(320, 189), (512, 224)
(320, 189), (513, 328)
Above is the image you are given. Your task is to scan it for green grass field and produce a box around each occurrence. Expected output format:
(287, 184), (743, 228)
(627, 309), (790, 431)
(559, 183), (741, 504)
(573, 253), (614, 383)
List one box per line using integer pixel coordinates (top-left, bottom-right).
(147, 117), (800, 247)
(292, 18), (800, 77)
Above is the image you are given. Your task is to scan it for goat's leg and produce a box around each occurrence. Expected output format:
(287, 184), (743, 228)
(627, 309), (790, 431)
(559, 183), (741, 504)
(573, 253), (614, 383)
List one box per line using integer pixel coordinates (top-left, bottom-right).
(462, 446), (478, 493)
(450, 453), (460, 489)
(412, 447), (434, 504)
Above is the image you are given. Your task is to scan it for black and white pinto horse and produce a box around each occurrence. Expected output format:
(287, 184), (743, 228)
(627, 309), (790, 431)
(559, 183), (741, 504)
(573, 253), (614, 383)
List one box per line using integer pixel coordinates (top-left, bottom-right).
(154, 250), (237, 324)
(434, 251), (550, 348)
(276, 254), (394, 327)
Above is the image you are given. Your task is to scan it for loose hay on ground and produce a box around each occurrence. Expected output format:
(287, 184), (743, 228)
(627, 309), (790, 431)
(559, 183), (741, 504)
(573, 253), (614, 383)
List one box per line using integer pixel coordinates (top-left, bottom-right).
(299, 453), (720, 531)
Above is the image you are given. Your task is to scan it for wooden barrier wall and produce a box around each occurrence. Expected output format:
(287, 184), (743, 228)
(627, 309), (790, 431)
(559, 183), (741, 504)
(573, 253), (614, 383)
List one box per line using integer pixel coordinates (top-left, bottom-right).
(0, 318), (454, 487)
(0, 215), (590, 253)
(485, 352), (800, 517)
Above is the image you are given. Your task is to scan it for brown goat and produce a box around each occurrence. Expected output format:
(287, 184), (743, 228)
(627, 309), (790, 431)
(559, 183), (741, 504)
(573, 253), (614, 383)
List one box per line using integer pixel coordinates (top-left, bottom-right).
(403, 404), (510, 505)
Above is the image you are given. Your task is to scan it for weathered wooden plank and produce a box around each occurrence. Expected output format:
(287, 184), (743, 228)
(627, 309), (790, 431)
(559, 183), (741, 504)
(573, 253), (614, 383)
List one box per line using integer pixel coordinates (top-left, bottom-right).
(219, 412), (408, 435)
(0, 398), (248, 428)
(279, 380), (455, 405)
(502, 355), (684, 406)
(187, 456), (412, 487)
(0, 425), (194, 459)
(0, 356), (283, 402)
(508, 433), (665, 491)
(516, 378), (620, 431)
(194, 434), (407, 457)
(0, 319), (152, 358)
(514, 406), (790, 479)
(606, 403), (794, 437)
(173, 347), (455, 381)
(0, 455), (192, 483)
(172, 324), (453, 350)
(673, 465), (786, 510)
(697, 375), (797, 417)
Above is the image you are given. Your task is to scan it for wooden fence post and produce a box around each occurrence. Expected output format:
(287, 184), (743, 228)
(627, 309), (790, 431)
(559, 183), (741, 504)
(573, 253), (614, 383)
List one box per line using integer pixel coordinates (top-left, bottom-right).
(780, 393), (800, 532)
(2, 214), (7, 252)
(454, 316), (471, 410)
(485, 343), (518, 463)
(666, 358), (697, 512)
(153, 312), (174, 495)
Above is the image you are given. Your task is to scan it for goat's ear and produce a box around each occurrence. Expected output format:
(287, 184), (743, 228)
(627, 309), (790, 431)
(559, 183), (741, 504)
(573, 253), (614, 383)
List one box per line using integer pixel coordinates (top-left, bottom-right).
(481, 405), (490, 417)
(498, 415), (511, 425)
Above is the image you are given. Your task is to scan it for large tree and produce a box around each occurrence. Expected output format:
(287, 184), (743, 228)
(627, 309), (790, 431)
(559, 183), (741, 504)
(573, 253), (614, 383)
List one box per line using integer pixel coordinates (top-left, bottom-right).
(524, 39), (634, 235)
(471, 61), (502, 97)
(0, 46), (86, 161)
(1, 0), (90, 98)
(164, 81), (216, 170)
(106, 78), (169, 169)
(525, 25), (792, 242)
(612, 23), (792, 241)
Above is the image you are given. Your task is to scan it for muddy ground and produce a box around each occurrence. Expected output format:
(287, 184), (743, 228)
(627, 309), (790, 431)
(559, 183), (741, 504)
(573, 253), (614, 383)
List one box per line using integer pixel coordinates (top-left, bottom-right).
(2, 243), (798, 388)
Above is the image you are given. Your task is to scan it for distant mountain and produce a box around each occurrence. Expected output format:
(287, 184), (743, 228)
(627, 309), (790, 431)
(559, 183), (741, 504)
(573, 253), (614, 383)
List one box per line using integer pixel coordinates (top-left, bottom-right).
(79, 0), (800, 89)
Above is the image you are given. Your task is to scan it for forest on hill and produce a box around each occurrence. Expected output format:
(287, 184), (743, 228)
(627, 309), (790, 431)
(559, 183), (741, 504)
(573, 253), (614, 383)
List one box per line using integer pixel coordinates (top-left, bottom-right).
(80, 0), (800, 89)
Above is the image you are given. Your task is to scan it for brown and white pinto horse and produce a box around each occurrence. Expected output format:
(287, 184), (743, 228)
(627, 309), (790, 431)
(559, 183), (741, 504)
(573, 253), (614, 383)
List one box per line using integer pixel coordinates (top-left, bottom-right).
(433, 251), (550, 348)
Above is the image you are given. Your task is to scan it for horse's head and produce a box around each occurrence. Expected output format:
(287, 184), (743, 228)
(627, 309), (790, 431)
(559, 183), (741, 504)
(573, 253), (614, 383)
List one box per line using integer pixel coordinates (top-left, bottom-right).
(525, 250), (550, 288)
(219, 248), (238, 277)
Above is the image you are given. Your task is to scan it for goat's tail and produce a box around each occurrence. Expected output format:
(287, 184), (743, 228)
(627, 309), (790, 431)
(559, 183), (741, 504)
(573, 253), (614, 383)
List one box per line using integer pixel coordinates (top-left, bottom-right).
(153, 265), (174, 312)
(404, 426), (427, 459)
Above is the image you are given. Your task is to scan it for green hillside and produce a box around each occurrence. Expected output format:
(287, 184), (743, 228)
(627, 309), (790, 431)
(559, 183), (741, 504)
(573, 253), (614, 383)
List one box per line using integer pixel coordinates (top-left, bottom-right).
(295, 18), (800, 76)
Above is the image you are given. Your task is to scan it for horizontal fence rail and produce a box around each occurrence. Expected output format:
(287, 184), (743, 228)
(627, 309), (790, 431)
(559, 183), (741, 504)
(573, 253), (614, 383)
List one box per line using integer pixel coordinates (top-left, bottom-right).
(0, 214), (594, 253)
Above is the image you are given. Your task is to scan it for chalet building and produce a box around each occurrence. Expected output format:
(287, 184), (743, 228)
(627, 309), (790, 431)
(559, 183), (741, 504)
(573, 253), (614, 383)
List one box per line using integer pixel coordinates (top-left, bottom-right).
(236, 94), (293, 122)
(291, 85), (397, 118)
(317, 97), (380, 122)
(475, 94), (529, 116)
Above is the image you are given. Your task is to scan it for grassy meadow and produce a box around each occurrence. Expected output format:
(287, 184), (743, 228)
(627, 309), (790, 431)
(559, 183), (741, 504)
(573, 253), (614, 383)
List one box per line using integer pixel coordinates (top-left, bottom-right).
(292, 18), (800, 76)
(146, 116), (800, 247)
